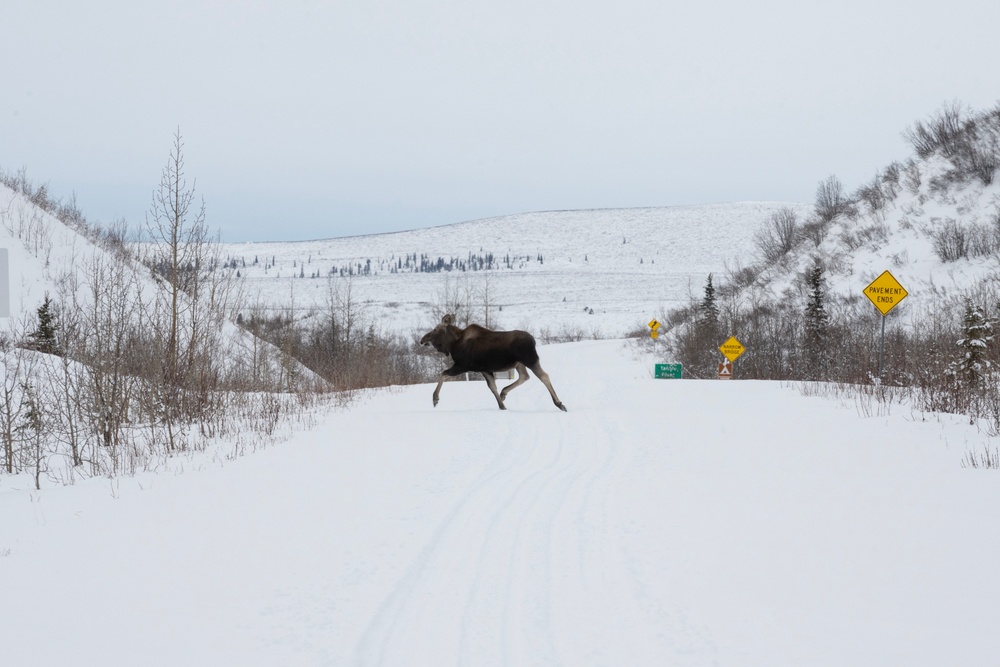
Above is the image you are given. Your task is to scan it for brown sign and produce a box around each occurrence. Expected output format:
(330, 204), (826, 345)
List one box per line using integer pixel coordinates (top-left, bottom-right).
(718, 361), (733, 379)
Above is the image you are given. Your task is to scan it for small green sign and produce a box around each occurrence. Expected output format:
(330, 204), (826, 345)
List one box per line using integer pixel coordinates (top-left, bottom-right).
(655, 363), (683, 379)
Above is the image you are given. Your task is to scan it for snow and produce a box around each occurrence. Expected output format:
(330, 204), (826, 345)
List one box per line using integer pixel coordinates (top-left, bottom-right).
(2, 339), (999, 666)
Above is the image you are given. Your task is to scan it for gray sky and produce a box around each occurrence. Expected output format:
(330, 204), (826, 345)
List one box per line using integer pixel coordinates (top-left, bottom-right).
(3, 0), (999, 242)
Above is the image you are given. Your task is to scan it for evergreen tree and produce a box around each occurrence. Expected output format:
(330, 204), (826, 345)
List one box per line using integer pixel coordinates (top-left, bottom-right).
(948, 298), (993, 388)
(700, 273), (719, 336)
(694, 274), (721, 374)
(802, 265), (829, 377)
(29, 295), (59, 355)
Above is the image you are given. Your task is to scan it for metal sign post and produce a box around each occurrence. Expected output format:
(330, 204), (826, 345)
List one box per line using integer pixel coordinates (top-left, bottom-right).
(863, 270), (908, 382)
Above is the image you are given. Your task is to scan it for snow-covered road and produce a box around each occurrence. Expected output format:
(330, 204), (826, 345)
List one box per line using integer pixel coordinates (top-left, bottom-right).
(2, 340), (999, 666)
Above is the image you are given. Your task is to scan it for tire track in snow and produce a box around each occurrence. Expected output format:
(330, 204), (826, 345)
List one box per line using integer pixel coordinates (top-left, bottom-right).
(353, 374), (719, 665)
(353, 411), (605, 666)
(456, 420), (589, 666)
(352, 419), (530, 666)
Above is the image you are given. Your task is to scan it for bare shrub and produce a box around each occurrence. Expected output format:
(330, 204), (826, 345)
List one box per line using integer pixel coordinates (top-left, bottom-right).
(903, 160), (922, 194)
(903, 102), (1000, 186)
(854, 173), (889, 214)
(815, 175), (851, 222)
(753, 207), (799, 263)
(722, 260), (763, 293)
(903, 101), (967, 159)
(931, 218), (999, 261)
(961, 446), (1000, 469)
(839, 220), (889, 251)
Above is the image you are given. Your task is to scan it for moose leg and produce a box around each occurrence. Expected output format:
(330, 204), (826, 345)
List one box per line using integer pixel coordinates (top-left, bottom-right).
(528, 362), (567, 412)
(482, 372), (507, 410)
(499, 363), (530, 401)
(432, 365), (466, 407)
(431, 374), (446, 407)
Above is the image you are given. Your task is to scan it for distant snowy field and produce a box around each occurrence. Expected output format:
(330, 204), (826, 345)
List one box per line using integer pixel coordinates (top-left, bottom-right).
(219, 203), (810, 337)
(3, 339), (999, 666)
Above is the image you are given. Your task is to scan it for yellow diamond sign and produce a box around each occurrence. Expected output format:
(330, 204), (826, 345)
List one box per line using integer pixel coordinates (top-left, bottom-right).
(864, 270), (908, 316)
(719, 336), (745, 362)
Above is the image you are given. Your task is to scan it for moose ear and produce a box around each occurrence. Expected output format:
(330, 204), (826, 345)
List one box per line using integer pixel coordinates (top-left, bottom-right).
(442, 314), (455, 325)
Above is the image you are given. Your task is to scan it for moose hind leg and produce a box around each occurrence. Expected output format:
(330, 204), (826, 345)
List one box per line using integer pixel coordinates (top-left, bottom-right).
(500, 363), (530, 401)
(528, 362), (567, 411)
(482, 372), (506, 410)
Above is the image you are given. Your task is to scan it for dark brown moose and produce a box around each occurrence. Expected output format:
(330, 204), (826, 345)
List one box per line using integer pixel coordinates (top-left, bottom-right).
(419, 314), (567, 411)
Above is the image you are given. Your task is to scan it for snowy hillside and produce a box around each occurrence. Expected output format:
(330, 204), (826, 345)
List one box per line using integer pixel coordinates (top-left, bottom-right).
(730, 106), (1000, 320)
(0, 182), (95, 323)
(3, 339), (999, 666)
(218, 202), (811, 338)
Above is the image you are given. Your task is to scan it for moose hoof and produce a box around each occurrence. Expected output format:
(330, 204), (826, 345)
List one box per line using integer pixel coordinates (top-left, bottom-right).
(557, 403), (567, 412)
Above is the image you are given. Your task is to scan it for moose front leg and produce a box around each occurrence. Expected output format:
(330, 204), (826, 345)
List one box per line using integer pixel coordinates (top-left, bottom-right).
(432, 365), (466, 407)
(431, 374), (446, 407)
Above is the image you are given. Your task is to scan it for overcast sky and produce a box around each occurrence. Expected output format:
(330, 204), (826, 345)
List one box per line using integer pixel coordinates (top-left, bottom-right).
(3, 0), (999, 242)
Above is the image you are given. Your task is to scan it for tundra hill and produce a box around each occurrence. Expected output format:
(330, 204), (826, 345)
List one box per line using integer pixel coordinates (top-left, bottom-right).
(218, 202), (812, 339)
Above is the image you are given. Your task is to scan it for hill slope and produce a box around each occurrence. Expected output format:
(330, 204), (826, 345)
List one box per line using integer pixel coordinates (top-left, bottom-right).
(219, 202), (811, 338)
(723, 105), (1000, 321)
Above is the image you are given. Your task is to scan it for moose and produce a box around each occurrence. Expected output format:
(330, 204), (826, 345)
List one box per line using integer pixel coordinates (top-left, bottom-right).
(419, 314), (567, 411)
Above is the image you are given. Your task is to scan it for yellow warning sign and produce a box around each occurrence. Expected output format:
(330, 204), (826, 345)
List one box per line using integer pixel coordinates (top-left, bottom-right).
(648, 319), (661, 331)
(719, 336), (745, 362)
(864, 270), (908, 316)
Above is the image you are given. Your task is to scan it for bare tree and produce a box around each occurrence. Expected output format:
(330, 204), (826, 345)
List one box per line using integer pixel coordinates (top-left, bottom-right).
(145, 128), (211, 390)
(815, 175), (849, 222)
(0, 342), (34, 474)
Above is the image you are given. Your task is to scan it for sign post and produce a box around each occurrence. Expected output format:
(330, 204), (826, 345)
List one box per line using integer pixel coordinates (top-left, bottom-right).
(863, 270), (908, 381)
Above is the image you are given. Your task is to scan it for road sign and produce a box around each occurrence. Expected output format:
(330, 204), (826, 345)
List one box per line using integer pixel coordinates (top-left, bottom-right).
(717, 361), (733, 379)
(719, 336), (745, 362)
(649, 319), (661, 339)
(655, 363), (683, 379)
(864, 270), (908, 316)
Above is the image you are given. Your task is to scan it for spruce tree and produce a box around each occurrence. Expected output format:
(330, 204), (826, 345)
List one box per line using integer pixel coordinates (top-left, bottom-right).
(948, 299), (993, 388)
(700, 273), (719, 337)
(697, 274), (721, 372)
(30, 295), (59, 355)
(803, 265), (829, 377)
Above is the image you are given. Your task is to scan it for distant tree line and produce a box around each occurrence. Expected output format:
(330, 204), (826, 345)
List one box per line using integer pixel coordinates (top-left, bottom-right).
(217, 251), (547, 279)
